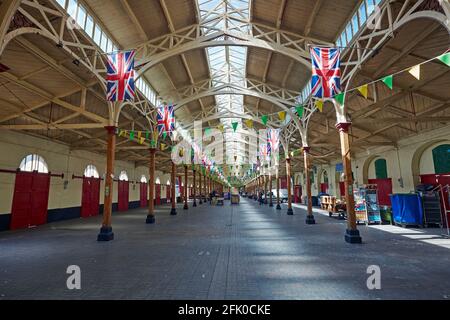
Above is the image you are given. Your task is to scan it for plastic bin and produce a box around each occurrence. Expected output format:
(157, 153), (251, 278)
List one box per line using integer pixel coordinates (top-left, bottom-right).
(390, 194), (423, 227)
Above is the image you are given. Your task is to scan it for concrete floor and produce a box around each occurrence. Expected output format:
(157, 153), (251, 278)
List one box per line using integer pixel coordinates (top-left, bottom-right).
(0, 198), (449, 300)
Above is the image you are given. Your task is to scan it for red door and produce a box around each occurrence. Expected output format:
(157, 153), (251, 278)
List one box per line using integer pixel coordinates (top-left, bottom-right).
(155, 184), (161, 205)
(81, 177), (100, 217)
(140, 182), (148, 208)
(294, 185), (302, 203)
(10, 171), (50, 230)
(339, 181), (346, 198)
(118, 180), (129, 212)
(368, 178), (393, 206)
(320, 183), (329, 193)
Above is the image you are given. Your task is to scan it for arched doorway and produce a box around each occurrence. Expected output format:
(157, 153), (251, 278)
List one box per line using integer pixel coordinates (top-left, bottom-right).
(10, 154), (51, 230)
(140, 175), (148, 208)
(118, 171), (129, 212)
(318, 170), (329, 194)
(81, 165), (101, 218)
(366, 158), (393, 206)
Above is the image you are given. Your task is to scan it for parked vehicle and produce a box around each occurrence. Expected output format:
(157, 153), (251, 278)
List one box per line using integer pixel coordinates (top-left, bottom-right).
(270, 189), (289, 203)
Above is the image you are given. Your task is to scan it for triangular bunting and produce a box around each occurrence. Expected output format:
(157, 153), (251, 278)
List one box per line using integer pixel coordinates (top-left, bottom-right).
(261, 115), (269, 126)
(381, 75), (393, 90)
(357, 84), (368, 99)
(296, 105), (304, 118)
(245, 119), (253, 129)
(218, 124), (224, 133)
(335, 92), (345, 106)
(315, 100), (324, 112)
(232, 122), (238, 132)
(139, 137), (145, 145)
(437, 52), (450, 67)
(129, 130), (135, 141)
(278, 111), (286, 121)
(408, 64), (421, 80)
(162, 131), (167, 140)
(204, 127), (211, 136)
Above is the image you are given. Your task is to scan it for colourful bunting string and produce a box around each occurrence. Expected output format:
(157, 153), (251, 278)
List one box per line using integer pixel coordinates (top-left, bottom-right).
(437, 52), (450, 67)
(278, 111), (286, 121)
(315, 100), (324, 112)
(261, 115), (269, 126)
(357, 84), (368, 99)
(296, 105), (304, 118)
(335, 92), (345, 106)
(381, 75), (393, 90)
(409, 64), (421, 80)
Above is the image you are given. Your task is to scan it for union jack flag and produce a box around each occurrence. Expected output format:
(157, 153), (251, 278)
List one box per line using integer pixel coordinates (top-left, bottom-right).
(157, 104), (175, 136)
(310, 47), (341, 99)
(106, 50), (136, 101)
(267, 128), (280, 154)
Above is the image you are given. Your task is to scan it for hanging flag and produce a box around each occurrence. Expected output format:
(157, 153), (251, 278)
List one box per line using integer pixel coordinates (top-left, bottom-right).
(232, 122), (239, 132)
(157, 104), (175, 136)
(357, 84), (368, 99)
(278, 111), (286, 121)
(204, 127), (211, 136)
(267, 128), (280, 154)
(437, 52), (450, 67)
(218, 124), (224, 133)
(409, 65), (421, 80)
(310, 47), (341, 99)
(315, 100), (324, 112)
(129, 130), (135, 141)
(261, 115), (269, 126)
(106, 50), (136, 102)
(382, 75), (393, 90)
(162, 131), (167, 140)
(245, 119), (253, 129)
(139, 137), (145, 145)
(296, 105), (304, 118)
(119, 129), (126, 137)
(160, 143), (166, 150)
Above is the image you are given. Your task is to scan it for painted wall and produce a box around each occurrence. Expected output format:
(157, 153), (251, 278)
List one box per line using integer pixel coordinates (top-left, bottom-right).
(0, 131), (169, 215)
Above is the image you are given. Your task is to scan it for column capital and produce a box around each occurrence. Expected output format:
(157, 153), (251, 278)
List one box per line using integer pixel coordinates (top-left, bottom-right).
(104, 126), (117, 135)
(335, 122), (352, 133)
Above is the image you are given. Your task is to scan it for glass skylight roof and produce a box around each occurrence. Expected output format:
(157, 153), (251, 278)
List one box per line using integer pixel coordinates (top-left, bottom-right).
(197, 0), (250, 165)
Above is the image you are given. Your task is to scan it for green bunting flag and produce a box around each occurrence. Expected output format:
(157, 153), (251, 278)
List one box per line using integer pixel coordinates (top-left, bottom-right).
(129, 131), (135, 141)
(437, 52), (450, 67)
(204, 127), (211, 136)
(145, 131), (150, 140)
(382, 75), (393, 90)
(162, 131), (167, 140)
(261, 115), (269, 126)
(232, 122), (238, 132)
(296, 105), (304, 118)
(335, 92), (345, 106)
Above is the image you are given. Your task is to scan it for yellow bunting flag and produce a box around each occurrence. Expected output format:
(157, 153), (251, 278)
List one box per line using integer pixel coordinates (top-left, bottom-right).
(139, 137), (145, 145)
(245, 119), (253, 129)
(409, 64), (421, 80)
(119, 129), (126, 137)
(218, 124), (224, 133)
(137, 131), (142, 139)
(357, 84), (368, 99)
(160, 143), (166, 151)
(278, 111), (286, 121)
(315, 100), (324, 112)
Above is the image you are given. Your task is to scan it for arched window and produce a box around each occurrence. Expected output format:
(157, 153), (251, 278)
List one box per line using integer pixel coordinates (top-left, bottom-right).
(140, 175), (147, 183)
(19, 154), (48, 173)
(119, 171), (128, 181)
(432, 144), (450, 174)
(375, 159), (388, 179)
(155, 177), (161, 184)
(166, 180), (171, 186)
(84, 165), (99, 178)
